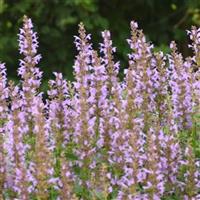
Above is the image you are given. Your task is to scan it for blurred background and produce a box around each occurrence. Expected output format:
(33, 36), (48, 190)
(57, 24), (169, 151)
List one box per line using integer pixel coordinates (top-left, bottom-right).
(0, 0), (200, 88)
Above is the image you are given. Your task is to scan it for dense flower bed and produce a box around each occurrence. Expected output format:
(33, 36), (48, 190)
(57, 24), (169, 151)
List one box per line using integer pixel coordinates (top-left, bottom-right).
(0, 16), (200, 200)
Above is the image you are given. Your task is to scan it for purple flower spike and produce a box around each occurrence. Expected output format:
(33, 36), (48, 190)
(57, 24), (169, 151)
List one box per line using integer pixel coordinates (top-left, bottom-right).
(18, 15), (42, 104)
(0, 63), (8, 196)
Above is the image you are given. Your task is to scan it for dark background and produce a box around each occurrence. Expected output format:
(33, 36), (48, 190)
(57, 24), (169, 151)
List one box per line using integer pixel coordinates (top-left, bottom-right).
(0, 0), (199, 89)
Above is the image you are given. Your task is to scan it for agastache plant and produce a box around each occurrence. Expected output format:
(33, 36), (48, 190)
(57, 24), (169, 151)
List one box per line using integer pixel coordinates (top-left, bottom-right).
(187, 27), (200, 115)
(32, 95), (52, 199)
(188, 26), (200, 67)
(6, 81), (30, 199)
(151, 52), (169, 126)
(100, 30), (130, 197)
(72, 22), (97, 195)
(18, 15), (42, 106)
(0, 16), (199, 200)
(47, 72), (75, 199)
(0, 63), (8, 198)
(17, 16), (43, 175)
(90, 51), (110, 196)
(144, 127), (166, 199)
(168, 41), (193, 130)
(182, 145), (200, 199)
(127, 21), (155, 133)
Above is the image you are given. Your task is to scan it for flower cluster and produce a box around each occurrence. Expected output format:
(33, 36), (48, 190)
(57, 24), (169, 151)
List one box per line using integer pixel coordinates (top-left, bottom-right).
(0, 16), (199, 199)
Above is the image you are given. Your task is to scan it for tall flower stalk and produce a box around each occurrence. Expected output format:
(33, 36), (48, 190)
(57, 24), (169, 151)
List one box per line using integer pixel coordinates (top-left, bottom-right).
(0, 63), (8, 198)
(127, 21), (155, 133)
(48, 72), (75, 199)
(72, 22), (96, 195)
(168, 41), (194, 130)
(19, 15), (42, 136)
(6, 81), (30, 199)
(90, 51), (110, 197)
(182, 145), (200, 199)
(100, 30), (128, 197)
(18, 15), (42, 109)
(32, 95), (52, 199)
(152, 52), (168, 126)
(16, 17), (44, 181)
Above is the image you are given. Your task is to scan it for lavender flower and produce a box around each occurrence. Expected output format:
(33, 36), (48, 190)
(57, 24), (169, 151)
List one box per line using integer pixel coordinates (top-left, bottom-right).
(187, 26), (200, 66)
(151, 52), (169, 126)
(90, 51), (108, 149)
(5, 81), (30, 199)
(168, 41), (193, 130)
(127, 21), (155, 132)
(47, 72), (76, 198)
(18, 15), (42, 114)
(187, 26), (200, 109)
(100, 30), (120, 95)
(31, 95), (52, 199)
(182, 145), (200, 199)
(100, 30), (129, 196)
(144, 127), (166, 199)
(72, 22), (96, 190)
(48, 72), (73, 145)
(0, 63), (8, 198)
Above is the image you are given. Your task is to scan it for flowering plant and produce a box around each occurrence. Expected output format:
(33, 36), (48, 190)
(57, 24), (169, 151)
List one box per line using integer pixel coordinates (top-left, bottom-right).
(0, 15), (199, 200)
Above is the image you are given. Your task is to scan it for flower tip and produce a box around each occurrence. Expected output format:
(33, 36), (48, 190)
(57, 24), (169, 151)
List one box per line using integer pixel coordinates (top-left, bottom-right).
(102, 30), (111, 38)
(78, 22), (85, 31)
(169, 41), (177, 50)
(130, 21), (138, 29)
(23, 15), (28, 22)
